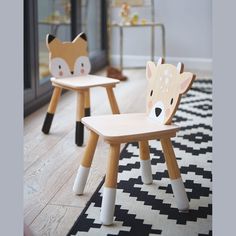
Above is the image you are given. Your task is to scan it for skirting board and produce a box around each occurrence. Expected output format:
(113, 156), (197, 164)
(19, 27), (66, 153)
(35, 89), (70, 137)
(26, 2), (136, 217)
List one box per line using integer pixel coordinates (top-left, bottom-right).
(110, 55), (212, 71)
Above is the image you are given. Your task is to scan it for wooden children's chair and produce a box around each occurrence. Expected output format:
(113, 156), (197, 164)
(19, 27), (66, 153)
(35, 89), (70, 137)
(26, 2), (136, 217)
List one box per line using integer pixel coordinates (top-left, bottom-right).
(41, 32), (120, 146)
(73, 58), (196, 225)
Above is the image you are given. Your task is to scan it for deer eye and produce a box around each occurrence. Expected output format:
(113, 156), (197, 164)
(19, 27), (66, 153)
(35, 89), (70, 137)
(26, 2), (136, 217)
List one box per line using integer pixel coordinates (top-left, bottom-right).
(150, 90), (153, 96)
(170, 98), (174, 105)
(58, 65), (61, 69)
(81, 63), (84, 67)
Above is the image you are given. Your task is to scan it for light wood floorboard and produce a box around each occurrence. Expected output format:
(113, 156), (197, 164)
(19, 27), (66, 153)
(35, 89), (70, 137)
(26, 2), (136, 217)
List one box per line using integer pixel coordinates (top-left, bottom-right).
(30, 205), (83, 236)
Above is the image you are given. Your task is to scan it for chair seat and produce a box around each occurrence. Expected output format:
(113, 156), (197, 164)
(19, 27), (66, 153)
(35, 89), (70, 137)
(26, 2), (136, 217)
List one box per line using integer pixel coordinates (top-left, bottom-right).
(82, 113), (179, 143)
(51, 74), (119, 90)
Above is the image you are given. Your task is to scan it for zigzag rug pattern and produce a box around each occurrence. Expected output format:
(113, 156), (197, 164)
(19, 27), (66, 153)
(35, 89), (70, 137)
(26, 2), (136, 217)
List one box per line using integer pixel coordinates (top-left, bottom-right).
(68, 79), (212, 236)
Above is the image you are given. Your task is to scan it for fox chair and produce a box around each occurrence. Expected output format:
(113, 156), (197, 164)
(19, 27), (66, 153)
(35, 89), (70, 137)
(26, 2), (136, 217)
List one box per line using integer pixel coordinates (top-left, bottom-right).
(72, 58), (196, 225)
(41, 32), (120, 146)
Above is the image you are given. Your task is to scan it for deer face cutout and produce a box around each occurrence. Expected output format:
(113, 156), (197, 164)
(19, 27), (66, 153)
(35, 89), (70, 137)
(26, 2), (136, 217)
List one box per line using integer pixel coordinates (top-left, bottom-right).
(46, 32), (91, 78)
(146, 59), (195, 124)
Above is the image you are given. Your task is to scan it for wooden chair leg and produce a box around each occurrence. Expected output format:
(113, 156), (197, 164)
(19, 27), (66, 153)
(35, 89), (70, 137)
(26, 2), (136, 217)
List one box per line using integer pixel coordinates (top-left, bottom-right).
(73, 130), (99, 195)
(84, 89), (91, 117)
(106, 87), (120, 114)
(160, 137), (189, 211)
(75, 91), (85, 146)
(139, 140), (153, 184)
(100, 143), (120, 225)
(42, 86), (62, 134)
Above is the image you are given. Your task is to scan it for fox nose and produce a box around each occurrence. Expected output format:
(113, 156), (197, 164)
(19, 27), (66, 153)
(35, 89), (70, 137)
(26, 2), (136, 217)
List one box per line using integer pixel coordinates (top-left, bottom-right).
(71, 71), (74, 75)
(155, 107), (162, 117)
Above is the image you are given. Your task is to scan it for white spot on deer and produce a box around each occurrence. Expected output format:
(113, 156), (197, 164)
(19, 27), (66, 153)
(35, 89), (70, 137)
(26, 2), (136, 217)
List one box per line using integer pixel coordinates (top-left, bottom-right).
(165, 77), (169, 85)
(164, 69), (169, 75)
(148, 101), (165, 123)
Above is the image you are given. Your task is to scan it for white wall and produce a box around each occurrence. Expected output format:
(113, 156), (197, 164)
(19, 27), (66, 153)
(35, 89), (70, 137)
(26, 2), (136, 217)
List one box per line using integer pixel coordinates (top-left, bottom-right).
(110, 0), (212, 71)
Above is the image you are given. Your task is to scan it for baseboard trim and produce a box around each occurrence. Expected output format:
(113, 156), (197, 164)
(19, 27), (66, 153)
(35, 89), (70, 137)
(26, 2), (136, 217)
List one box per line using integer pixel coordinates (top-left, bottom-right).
(110, 55), (212, 71)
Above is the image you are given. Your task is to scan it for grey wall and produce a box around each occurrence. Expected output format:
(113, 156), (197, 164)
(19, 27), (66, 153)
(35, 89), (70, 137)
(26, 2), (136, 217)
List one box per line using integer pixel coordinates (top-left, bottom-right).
(110, 0), (212, 69)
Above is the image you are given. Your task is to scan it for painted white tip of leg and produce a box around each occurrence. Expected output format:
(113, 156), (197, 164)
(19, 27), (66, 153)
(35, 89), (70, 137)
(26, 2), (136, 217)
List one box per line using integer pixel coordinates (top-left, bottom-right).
(73, 166), (90, 195)
(171, 178), (189, 211)
(140, 159), (153, 184)
(100, 187), (116, 225)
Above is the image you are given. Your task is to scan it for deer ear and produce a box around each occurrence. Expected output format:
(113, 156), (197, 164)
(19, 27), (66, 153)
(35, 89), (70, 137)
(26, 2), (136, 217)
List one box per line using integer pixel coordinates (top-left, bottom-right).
(177, 62), (184, 73)
(146, 61), (156, 80)
(179, 72), (195, 94)
(46, 34), (61, 51)
(157, 57), (164, 65)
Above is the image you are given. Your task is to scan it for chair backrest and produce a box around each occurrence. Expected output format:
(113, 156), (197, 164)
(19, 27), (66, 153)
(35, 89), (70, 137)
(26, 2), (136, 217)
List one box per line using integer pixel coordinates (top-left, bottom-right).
(46, 32), (91, 78)
(146, 58), (196, 125)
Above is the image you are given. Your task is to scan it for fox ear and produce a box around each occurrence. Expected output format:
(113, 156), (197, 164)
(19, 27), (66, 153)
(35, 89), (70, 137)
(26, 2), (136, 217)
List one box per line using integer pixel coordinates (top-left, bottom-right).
(47, 34), (55, 43)
(179, 72), (195, 94)
(79, 32), (87, 41)
(46, 34), (61, 51)
(146, 61), (156, 80)
(73, 32), (88, 45)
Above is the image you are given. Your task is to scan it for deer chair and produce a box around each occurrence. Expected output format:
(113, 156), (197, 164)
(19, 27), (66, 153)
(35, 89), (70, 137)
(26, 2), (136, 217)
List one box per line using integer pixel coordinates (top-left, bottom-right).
(72, 58), (196, 225)
(41, 32), (120, 146)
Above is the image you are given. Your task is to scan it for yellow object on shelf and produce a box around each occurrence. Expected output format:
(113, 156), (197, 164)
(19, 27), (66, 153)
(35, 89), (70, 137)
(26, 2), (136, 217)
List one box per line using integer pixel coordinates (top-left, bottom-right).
(141, 18), (147, 25)
(130, 13), (139, 25)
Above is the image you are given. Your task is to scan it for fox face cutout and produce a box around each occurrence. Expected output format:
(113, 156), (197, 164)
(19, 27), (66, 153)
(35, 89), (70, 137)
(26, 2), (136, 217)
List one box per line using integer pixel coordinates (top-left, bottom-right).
(146, 58), (196, 124)
(46, 32), (91, 78)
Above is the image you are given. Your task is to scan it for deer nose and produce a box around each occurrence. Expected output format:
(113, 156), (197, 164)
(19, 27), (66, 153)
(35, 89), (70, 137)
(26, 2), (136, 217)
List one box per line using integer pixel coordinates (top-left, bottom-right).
(155, 107), (162, 117)
(71, 71), (74, 75)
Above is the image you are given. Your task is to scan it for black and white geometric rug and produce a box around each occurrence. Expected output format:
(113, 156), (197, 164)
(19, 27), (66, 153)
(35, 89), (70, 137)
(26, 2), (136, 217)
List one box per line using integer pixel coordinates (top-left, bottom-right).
(68, 79), (212, 236)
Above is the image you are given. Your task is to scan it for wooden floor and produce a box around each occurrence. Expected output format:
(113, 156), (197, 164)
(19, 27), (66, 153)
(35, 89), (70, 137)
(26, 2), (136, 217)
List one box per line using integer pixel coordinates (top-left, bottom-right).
(24, 68), (211, 236)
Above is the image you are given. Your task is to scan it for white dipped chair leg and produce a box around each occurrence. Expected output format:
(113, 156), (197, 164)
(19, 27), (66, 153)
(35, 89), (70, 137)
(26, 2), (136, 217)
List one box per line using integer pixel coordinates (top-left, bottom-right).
(160, 138), (189, 211)
(171, 178), (189, 211)
(73, 165), (90, 195)
(140, 159), (153, 184)
(139, 141), (153, 185)
(100, 187), (116, 225)
(100, 143), (120, 225)
(73, 131), (98, 195)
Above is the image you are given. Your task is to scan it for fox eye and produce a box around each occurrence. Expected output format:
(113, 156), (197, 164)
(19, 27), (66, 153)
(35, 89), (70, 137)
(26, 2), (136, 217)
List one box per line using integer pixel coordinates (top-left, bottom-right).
(58, 65), (61, 69)
(170, 98), (174, 105)
(81, 63), (84, 67)
(150, 90), (153, 96)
